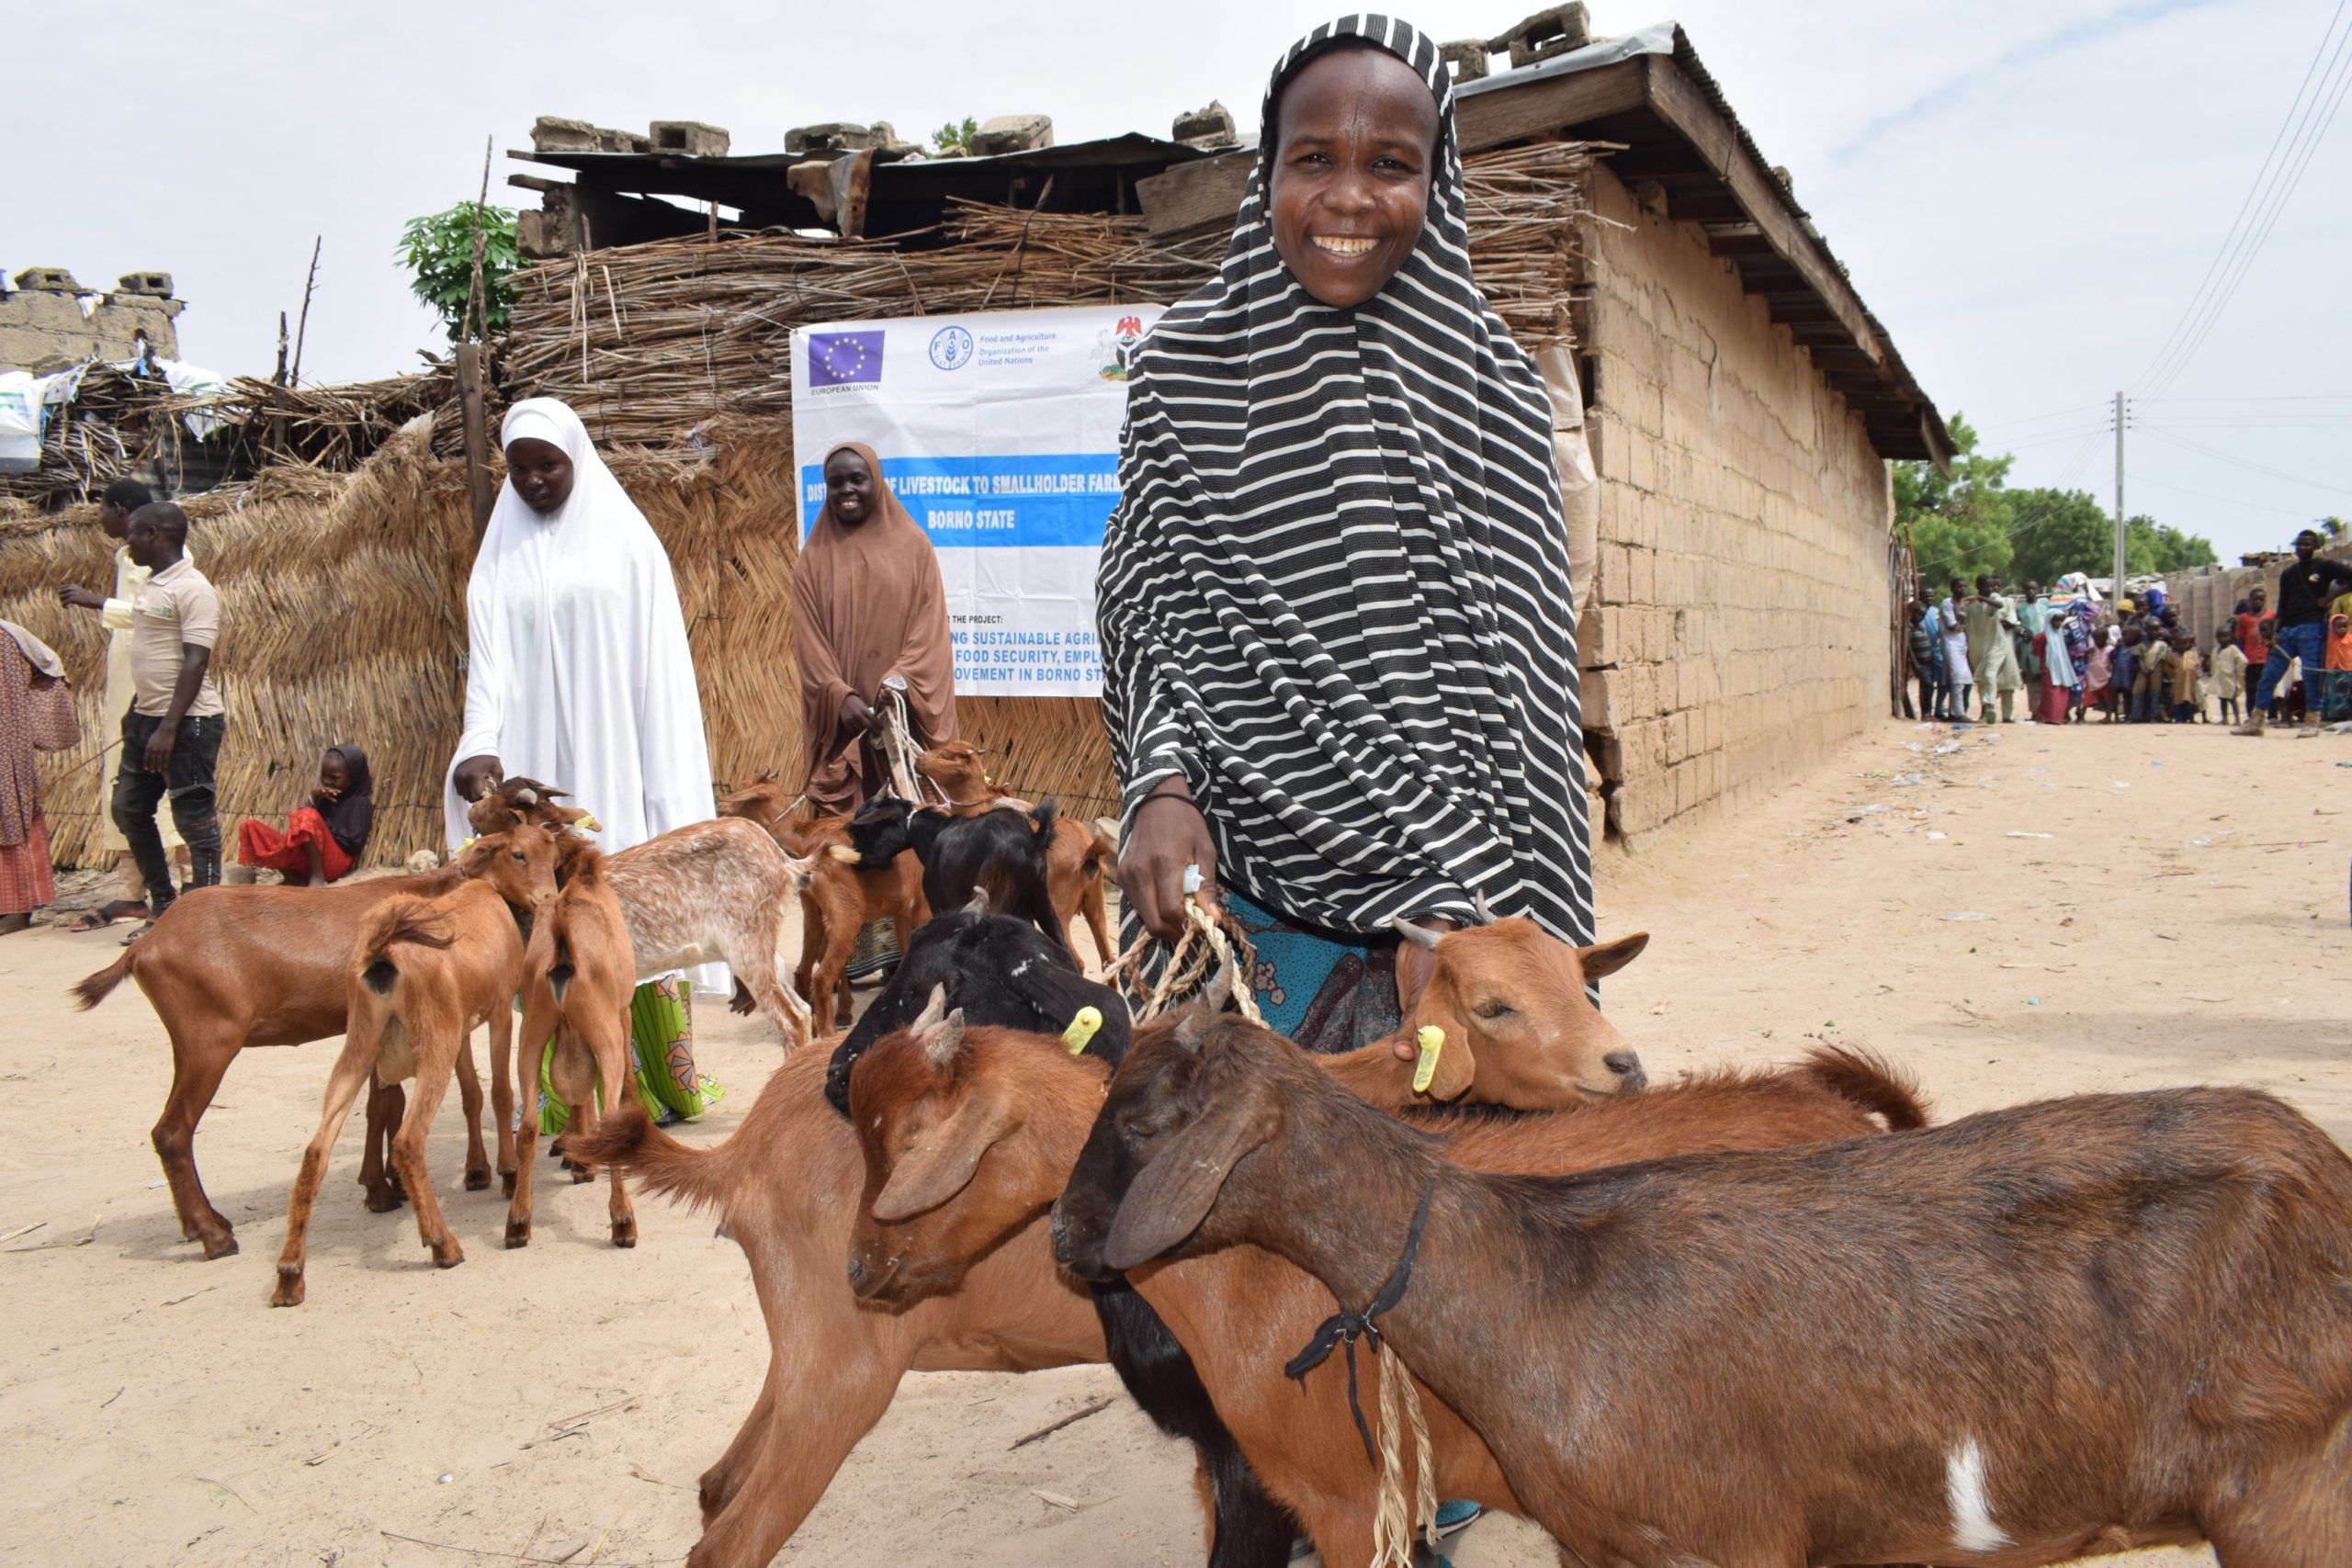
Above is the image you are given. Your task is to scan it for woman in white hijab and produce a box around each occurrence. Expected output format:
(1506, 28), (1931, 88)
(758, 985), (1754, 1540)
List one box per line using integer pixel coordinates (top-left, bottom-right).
(447, 398), (720, 1124)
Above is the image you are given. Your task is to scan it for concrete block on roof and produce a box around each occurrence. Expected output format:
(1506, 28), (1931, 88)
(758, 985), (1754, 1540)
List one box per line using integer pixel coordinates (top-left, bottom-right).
(650, 120), (730, 157)
(12, 266), (81, 293)
(1438, 39), (1491, 83)
(869, 121), (924, 162)
(116, 271), (173, 297)
(787, 122), (875, 154)
(1491, 5), (1591, 68)
(531, 117), (603, 152)
(968, 114), (1053, 156)
(1171, 100), (1237, 149)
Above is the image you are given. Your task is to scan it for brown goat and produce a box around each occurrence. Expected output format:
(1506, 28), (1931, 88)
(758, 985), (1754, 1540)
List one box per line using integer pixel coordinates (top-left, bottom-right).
(271, 826), (561, 1305)
(560, 1043), (1104, 1568)
(504, 832), (640, 1250)
(1073, 1014), (2352, 1568)
(847, 1002), (1914, 1565)
(1386, 918), (1650, 1103)
(481, 780), (819, 1049)
(716, 778), (926, 1035)
(915, 739), (1115, 964)
(71, 833), (554, 1259)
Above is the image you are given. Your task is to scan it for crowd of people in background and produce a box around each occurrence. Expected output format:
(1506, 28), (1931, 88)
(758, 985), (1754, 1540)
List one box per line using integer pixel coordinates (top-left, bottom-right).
(1906, 528), (2352, 733)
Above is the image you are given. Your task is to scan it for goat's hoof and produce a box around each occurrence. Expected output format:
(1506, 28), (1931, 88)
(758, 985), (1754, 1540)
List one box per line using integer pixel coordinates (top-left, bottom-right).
(430, 1241), (465, 1269)
(463, 1168), (491, 1191)
(611, 1219), (638, 1248)
(269, 1267), (305, 1307)
(363, 1183), (403, 1213)
(570, 1164), (594, 1185)
(200, 1232), (240, 1261)
(501, 1170), (517, 1199)
(504, 1221), (530, 1249)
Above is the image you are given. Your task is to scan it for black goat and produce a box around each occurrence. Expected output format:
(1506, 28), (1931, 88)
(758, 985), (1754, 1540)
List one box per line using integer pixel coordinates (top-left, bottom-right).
(845, 795), (1067, 953)
(822, 899), (1129, 1119)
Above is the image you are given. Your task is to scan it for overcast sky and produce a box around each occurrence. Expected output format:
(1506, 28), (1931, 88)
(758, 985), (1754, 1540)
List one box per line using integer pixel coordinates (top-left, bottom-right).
(16, 0), (2345, 561)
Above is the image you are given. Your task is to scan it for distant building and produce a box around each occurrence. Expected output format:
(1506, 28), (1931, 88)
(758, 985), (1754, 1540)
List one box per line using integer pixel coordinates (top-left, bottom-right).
(1, 267), (184, 372)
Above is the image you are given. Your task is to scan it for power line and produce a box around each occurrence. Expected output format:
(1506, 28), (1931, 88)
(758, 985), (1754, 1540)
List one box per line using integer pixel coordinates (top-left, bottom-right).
(1973, 401), (2110, 431)
(2132, 472), (2336, 519)
(2130, 0), (2352, 400)
(2137, 392), (2352, 404)
(2131, 426), (2348, 495)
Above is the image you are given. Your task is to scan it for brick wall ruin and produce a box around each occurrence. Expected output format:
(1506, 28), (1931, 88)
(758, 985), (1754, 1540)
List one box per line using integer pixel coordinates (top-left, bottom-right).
(1, 267), (183, 371)
(1578, 167), (1894, 843)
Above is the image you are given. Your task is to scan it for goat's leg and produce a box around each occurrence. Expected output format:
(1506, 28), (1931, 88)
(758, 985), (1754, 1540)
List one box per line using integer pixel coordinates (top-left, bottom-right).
(489, 1000), (518, 1197)
(270, 1032), (381, 1306)
(581, 1006), (639, 1247)
(1078, 872), (1114, 976)
(504, 987), (560, 1248)
(685, 1342), (907, 1568)
(547, 1033), (602, 1185)
(388, 1015), (465, 1269)
(150, 1023), (243, 1259)
(358, 1077), (409, 1212)
(455, 1032), (491, 1190)
(698, 1370), (778, 1524)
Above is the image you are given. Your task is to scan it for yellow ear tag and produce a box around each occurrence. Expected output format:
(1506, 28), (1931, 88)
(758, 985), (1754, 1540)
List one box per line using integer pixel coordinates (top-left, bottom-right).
(578, 812), (602, 830)
(1064, 1006), (1104, 1056)
(459, 836), (478, 851)
(1412, 1026), (1446, 1095)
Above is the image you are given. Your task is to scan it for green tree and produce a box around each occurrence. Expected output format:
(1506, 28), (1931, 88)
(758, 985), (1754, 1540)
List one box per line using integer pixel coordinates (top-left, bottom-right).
(931, 117), (979, 153)
(2126, 514), (2218, 575)
(1896, 412), (2015, 587)
(399, 201), (521, 342)
(2003, 487), (2117, 585)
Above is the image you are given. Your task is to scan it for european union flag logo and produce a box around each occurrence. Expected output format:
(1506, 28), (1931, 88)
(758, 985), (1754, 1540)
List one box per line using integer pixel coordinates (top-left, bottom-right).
(808, 330), (885, 387)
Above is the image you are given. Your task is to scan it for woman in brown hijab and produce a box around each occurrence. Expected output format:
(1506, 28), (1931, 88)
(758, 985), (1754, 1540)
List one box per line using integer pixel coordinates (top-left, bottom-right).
(792, 443), (958, 813)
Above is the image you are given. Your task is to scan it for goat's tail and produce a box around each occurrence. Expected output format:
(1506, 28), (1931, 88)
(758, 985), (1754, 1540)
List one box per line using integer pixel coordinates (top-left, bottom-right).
(1029, 795), (1060, 845)
(546, 926), (577, 1007)
(561, 1107), (731, 1217)
(352, 896), (458, 995)
(1796, 1044), (1930, 1132)
(71, 948), (138, 1011)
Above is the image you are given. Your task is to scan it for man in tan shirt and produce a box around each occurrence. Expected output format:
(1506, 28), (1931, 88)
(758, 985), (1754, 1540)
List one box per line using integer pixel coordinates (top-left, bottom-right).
(111, 502), (224, 921)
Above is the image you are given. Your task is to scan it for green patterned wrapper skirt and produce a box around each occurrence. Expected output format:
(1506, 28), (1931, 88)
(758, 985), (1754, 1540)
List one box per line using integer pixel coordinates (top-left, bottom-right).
(536, 975), (725, 1134)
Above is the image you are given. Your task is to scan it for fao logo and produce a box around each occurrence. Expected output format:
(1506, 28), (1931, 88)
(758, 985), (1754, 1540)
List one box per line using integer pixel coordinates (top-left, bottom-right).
(929, 325), (975, 371)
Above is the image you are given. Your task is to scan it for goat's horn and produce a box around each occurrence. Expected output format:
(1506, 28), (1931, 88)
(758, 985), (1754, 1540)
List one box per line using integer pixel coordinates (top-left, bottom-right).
(1473, 890), (1496, 925)
(1174, 1007), (1210, 1053)
(1388, 916), (1443, 952)
(911, 984), (948, 1033)
(1204, 952), (1237, 1013)
(515, 787), (538, 806)
(964, 886), (989, 919)
(925, 1008), (967, 1071)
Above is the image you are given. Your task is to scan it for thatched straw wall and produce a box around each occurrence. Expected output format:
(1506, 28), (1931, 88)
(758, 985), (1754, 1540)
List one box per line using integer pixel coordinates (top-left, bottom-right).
(1, 414), (1113, 872)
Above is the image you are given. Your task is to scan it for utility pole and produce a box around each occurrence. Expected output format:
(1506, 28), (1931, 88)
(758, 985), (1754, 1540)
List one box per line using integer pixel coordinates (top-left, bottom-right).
(2112, 390), (2128, 599)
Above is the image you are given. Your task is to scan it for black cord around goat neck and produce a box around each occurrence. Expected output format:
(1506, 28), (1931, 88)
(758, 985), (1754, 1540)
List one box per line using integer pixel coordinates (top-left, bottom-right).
(1283, 1175), (1438, 1464)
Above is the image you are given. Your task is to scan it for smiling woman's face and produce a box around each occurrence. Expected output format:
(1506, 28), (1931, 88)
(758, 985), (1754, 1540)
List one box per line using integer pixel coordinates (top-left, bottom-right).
(1268, 46), (1439, 308)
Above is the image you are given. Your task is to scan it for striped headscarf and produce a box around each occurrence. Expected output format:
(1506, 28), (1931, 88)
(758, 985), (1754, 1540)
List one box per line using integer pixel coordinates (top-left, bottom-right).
(1097, 13), (1594, 945)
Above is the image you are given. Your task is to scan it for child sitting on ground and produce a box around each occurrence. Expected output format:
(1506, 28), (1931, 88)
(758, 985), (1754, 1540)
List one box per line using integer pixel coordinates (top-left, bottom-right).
(2210, 626), (2245, 725)
(234, 743), (373, 885)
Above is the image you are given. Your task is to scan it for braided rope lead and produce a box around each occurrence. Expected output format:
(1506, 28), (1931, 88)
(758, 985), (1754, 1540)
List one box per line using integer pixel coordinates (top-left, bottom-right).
(1105, 891), (1261, 1025)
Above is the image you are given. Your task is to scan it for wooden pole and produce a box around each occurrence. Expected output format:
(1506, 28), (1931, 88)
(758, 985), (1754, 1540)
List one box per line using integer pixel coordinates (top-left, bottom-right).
(455, 343), (494, 540)
(289, 236), (322, 388)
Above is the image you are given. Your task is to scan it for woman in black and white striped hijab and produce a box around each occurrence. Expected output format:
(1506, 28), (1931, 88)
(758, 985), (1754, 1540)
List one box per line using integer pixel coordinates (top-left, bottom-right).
(1101, 14), (1595, 1048)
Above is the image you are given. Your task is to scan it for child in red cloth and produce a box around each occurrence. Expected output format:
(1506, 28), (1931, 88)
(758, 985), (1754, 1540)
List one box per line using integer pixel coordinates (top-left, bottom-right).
(235, 743), (372, 884)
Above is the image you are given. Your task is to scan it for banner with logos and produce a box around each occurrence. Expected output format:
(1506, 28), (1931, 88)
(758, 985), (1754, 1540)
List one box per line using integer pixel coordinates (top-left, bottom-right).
(789, 304), (1159, 698)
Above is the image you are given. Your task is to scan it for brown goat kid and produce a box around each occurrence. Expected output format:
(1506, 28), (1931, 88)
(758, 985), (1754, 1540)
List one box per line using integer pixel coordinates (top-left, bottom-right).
(71, 833), (551, 1259)
(717, 778), (926, 1035)
(915, 739), (1115, 964)
(481, 781), (819, 1050)
(1388, 918), (1649, 1102)
(1081, 1016), (2352, 1568)
(271, 826), (562, 1305)
(505, 833), (640, 1251)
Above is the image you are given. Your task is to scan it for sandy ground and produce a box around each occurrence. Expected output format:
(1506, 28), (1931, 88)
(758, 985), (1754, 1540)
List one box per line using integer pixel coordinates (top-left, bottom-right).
(3, 715), (2345, 1568)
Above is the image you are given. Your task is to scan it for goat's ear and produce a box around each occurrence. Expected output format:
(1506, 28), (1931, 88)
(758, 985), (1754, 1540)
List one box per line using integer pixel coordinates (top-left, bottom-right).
(1575, 931), (1650, 983)
(1407, 971), (1478, 1102)
(1102, 1089), (1279, 1271)
(870, 1089), (1014, 1224)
